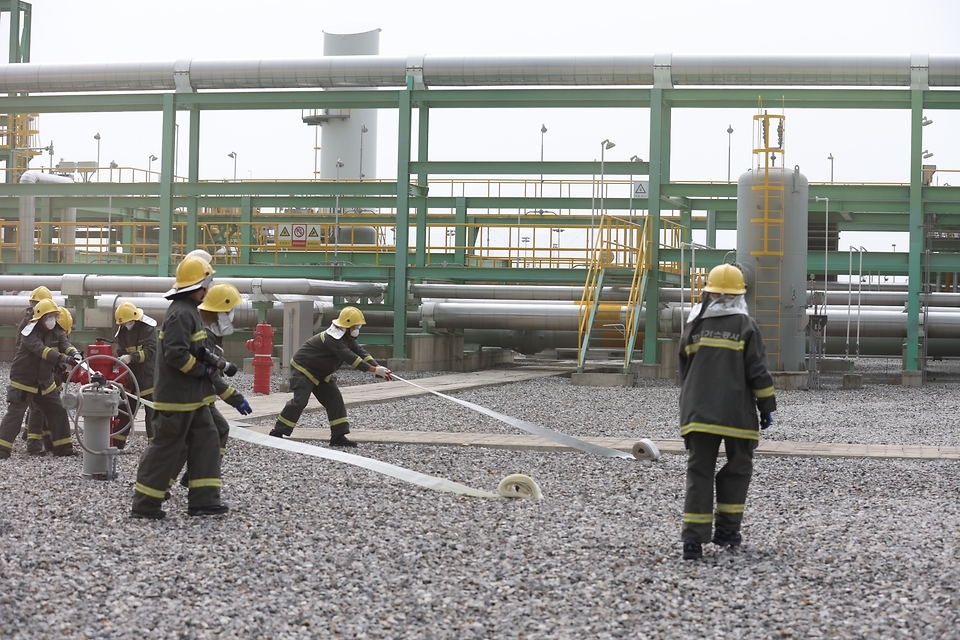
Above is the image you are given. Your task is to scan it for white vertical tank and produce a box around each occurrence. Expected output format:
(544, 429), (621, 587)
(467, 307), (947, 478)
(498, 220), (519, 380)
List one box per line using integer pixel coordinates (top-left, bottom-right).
(320, 28), (380, 182)
(735, 165), (809, 371)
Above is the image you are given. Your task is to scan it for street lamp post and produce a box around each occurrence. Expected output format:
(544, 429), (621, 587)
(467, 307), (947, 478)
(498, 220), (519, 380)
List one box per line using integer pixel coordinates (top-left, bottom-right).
(359, 125), (368, 182)
(726, 125), (733, 184)
(148, 154), (157, 181)
(539, 124), (547, 197)
(228, 151), (237, 181)
(596, 139), (615, 250)
(828, 153), (834, 183)
(334, 159), (344, 263)
(94, 133), (101, 182)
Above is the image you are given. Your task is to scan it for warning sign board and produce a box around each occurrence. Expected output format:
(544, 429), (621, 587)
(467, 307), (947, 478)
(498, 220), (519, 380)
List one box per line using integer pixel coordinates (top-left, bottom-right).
(307, 225), (322, 247)
(291, 223), (307, 247)
(277, 224), (292, 247)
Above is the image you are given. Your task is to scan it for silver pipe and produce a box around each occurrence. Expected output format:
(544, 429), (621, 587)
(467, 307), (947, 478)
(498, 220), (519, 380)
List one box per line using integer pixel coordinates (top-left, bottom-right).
(411, 283), (635, 301)
(0, 54), (957, 94)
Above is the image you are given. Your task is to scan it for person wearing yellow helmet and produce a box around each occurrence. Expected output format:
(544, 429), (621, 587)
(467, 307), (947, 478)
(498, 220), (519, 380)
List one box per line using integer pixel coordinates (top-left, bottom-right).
(15, 286), (54, 349)
(23, 306), (76, 452)
(176, 282), (250, 489)
(131, 255), (227, 519)
(0, 298), (80, 459)
(678, 263), (777, 561)
(269, 306), (392, 447)
(112, 301), (159, 449)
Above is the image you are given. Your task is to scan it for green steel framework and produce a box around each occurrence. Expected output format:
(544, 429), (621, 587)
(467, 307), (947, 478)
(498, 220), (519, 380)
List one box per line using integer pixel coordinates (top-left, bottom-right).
(0, 73), (958, 370)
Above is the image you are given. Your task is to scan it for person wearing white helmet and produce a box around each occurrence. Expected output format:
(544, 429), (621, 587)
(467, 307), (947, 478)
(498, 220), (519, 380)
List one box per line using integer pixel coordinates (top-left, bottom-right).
(131, 255), (227, 519)
(112, 301), (158, 449)
(678, 263), (777, 561)
(269, 306), (392, 447)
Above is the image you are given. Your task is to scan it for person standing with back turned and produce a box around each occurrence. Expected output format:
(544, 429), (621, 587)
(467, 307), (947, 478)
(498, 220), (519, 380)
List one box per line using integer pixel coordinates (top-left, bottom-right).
(678, 263), (777, 560)
(130, 255), (226, 520)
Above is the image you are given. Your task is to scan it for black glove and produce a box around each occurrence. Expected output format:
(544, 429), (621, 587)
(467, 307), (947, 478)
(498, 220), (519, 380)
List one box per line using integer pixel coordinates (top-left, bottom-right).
(760, 412), (773, 430)
(198, 346), (238, 377)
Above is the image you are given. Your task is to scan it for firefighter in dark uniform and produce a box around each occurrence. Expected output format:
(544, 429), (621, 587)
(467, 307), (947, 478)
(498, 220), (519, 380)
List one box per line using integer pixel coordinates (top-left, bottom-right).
(24, 306), (74, 455)
(269, 306), (392, 447)
(0, 299), (80, 459)
(112, 301), (158, 449)
(678, 263), (777, 560)
(178, 282), (251, 487)
(16, 286), (54, 444)
(130, 256), (227, 519)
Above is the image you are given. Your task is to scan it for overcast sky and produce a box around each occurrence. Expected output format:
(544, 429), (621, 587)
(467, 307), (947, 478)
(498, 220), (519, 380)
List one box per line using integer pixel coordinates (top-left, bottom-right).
(20, 0), (960, 253)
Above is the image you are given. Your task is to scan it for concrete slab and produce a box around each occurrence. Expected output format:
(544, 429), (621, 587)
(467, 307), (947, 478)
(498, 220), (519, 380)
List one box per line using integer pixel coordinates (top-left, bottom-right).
(771, 371), (808, 390)
(841, 374), (863, 390)
(570, 372), (634, 387)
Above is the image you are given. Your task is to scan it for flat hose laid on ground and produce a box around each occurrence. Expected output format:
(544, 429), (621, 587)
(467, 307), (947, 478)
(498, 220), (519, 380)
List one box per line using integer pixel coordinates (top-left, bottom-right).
(392, 375), (660, 462)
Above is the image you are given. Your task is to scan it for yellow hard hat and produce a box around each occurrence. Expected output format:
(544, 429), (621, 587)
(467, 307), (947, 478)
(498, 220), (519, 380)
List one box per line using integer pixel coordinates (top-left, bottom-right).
(703, 263), (746, 295)
(57, 306), (73, 335)
(332, 306), (366, 328)
(33, 298), (60, 321)
(115, 301), (144, 325)
(167, 256), (215, 297)
(30, 286), (53, 302)
(199, 282), (242, 313)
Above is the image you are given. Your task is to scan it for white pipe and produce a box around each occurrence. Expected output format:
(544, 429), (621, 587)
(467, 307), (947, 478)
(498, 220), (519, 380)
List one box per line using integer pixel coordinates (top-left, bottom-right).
(17, 171), (74, 264)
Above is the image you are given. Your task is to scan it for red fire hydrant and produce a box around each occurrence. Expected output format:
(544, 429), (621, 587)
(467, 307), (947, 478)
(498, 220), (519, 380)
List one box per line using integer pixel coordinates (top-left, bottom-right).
(245, 322), (274, 395)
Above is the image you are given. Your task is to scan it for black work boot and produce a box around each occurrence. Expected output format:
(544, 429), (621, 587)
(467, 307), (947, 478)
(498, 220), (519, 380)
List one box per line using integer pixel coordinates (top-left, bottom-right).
(130, 509), (167, 520)
(712, 527), (742, 548)
(329, 434), (357, 448)
(268, 429), (286, 439)
(682, 540), (703, 561)
(26, 440), (45, 456)
(179, 473), (190, 488)
(188, 504), (230, 517)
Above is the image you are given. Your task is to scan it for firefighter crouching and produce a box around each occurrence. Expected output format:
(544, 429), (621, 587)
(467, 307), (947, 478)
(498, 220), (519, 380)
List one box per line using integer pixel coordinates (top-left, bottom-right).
(113, 301), (158, 449)
(270, 306), (392, 447)
(0, 299), (81, 459)
(130, 256), (228, 519)
(177, 282), (251, 488)
(678, 263), (777, 561)
(24, 307), (75, 455)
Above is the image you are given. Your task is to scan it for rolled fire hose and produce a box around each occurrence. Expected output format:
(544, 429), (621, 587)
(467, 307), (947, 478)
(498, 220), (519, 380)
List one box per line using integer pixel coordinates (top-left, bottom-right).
(392, 375), (661, 462)
(129, 392), (542, 501)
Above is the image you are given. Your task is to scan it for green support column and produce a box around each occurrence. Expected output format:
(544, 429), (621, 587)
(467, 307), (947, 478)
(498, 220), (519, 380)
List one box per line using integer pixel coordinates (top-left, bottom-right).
(415, 107), (429, 269)
(392, 77), (414, 359)
(706, 210), (717, 247)
(38, 196), (50, 263)
(240, 195), (252, 264)
(186, 107), (201, 252)
(121, 208), (134, 258)
(905, 70), (926, 371)
(157, 93), (176, 275)
(454, 197), (467, 265)
(643, 86), (668, 364)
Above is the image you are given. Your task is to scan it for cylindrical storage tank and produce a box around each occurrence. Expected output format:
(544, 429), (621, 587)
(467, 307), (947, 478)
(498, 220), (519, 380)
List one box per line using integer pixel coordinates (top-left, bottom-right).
(736, 165), (809, 371)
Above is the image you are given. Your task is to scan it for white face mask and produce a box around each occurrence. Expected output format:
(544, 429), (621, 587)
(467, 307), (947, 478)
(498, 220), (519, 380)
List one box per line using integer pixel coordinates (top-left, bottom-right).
(123, 321), (135, 331)
(213, 311), (235, 337)
(350, 327), (361, 338)
(44, 317), (57, 330)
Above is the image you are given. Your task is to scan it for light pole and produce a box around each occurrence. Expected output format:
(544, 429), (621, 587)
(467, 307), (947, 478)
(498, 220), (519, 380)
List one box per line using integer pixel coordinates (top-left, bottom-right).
(629, 154), (642, 226)
(148, 154), (157, 181)
(726, 125), (733, 184)
(596, 139), (615, 250)
(815, 196), (830, 314)
(539, 124), (547, 197)
(552, 227), (564, 260)
(359, 125), (368, 182)
(228, 151), (237, 181)
(334, 159), (344, 262)
(521, 235), (530, 261)
(109, 160), (118, 182)
(828, 153), (834, 183)
(94, 133), (101, 182)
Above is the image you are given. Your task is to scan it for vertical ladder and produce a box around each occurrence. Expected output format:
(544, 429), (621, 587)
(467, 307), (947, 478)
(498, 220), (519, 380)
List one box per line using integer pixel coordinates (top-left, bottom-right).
(750, 103), (785, 367)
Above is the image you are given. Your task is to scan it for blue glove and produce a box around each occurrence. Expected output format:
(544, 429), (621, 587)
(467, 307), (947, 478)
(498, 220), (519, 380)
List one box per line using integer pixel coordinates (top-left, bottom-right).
(236, 399), (252, 415)
(760, 412), (773, 430)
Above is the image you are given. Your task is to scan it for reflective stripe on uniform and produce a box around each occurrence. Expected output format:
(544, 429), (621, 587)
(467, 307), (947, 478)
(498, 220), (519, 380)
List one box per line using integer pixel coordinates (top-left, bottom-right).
(41, 346), (54, 360)
(10, 381), (38, 394)
(753, 385), (775, 399)
(683, 512), (713, 524)
(291, 359), (320, 385)
(0, 439), (14, 450)
(27, 433), (43, 441)
(178, 354), (197, 373)
(113, 433), (128, 442)
(717, 502), (745, 514)
(219, 387), (236, 401)
(330, 416), (349, 427)
(350, 356), (362, 368)
(363, 355), (374, 362)
(151, 395), (218, 411)
(680, 422), (760, 441)
(188, 477), (222, 489)
(191, 330), (208, 342)
(699, 336), (745, 351)
(52, 436), (73, 447)
(135, 482), (167, 499)
(277, 415), (297, 428)
(40, 381), (58, 396)
(140, 388), (153, 397)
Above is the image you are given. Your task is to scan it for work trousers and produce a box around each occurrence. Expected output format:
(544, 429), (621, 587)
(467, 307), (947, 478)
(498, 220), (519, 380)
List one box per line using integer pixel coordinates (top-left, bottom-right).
(0, 387), (73, 458)
(26, 404), (54, 452)
(682, 431), (757, 542)
(273, 372), (349, 437)
(176, 404), (231, 485)
(113, 391), (156, 449)
(132, 405), (221, 513)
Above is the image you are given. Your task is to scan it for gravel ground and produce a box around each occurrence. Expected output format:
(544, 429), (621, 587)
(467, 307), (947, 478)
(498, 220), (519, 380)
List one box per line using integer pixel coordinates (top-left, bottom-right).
(1, 357), (958, 639)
